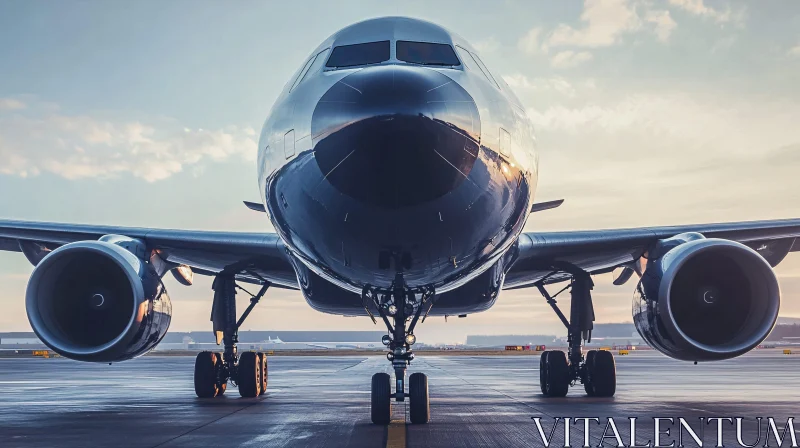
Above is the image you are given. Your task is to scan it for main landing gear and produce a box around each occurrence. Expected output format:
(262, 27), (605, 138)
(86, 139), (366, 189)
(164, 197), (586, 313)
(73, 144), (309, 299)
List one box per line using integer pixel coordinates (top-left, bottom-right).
(536, 268), (616, 397)
(194, 274), (271, 399)
(363, 274), (436, 425)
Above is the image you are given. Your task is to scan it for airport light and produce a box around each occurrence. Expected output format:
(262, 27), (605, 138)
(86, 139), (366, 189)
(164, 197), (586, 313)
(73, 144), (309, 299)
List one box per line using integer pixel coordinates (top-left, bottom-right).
(382, 335), (391, 346)
(386, 352), (394, 361)
(405, 333), (416, 346)
(387, 304), (397, 315)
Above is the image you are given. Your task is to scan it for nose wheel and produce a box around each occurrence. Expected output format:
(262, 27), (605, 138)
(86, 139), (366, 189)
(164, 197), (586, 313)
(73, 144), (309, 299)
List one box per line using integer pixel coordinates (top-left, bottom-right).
(364, 275), (435, 425)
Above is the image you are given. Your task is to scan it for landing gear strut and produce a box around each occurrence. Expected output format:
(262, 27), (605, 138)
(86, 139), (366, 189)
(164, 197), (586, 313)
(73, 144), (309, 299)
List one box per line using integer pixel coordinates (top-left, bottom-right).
(536, 268), (616, 397)
(194, 274), (271, 398)
(364, 274), (435, 424)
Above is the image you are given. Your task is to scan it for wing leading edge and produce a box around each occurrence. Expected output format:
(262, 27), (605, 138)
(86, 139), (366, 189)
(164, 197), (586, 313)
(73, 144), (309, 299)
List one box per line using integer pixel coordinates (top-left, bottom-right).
(506, 218), (800, 289)
(0, 219), (298, 289)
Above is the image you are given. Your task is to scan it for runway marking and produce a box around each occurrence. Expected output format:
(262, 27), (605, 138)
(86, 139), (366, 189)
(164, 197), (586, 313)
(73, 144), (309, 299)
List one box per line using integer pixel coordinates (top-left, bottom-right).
(386, 415), (406, 448)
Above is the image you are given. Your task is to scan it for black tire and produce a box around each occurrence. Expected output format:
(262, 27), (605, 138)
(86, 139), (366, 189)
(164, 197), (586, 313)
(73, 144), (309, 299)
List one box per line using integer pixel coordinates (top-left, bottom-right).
(238, 352), (261, 398)
(194, 351), (220, 398)
(542, 350), (569, 397)
(591, 350), (616, 397)
(539, 351), (549, 395)
(409, 372), (430, 424)
(258, 352), (268, 395)
(584, 350), (597, 396)
(371, 372), (391, 425)
(214, 352), (227, 396)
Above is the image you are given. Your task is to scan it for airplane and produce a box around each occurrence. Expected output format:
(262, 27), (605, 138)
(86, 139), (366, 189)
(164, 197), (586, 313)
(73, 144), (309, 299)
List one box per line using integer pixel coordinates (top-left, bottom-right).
(0, 16), (795, 425)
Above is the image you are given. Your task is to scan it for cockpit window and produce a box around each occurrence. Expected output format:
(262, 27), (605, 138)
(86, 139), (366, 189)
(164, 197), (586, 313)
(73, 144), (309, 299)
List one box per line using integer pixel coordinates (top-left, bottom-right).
(298, 48), (330, 85)
(396, 41), (460, 66)
(471, 53), (501, 90)
(326, 41), (390, 68)
(455, 46), (501, 90)
(289, 56), (315, 92)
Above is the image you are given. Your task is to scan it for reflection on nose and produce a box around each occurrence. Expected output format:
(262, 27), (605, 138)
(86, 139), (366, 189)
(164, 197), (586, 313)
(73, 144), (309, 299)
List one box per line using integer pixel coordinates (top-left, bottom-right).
(311, 65), (481, 208)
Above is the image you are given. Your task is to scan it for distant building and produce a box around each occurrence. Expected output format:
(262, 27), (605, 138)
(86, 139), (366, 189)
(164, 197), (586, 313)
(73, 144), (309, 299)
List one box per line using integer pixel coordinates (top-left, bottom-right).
(1, 330), (389, 351)
(466, 335), (558, 347)
(466, 323), (642, 348)
(1, 338), (41, 345)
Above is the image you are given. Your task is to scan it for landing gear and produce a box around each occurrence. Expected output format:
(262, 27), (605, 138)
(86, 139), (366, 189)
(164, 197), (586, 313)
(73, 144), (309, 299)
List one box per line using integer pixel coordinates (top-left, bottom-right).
(584, 349), (616, 397)
(194, 351), (225, 398)
(238, 351), (262, 398)
(364, 274), (435, 425)
(193, 274), (272, 399)
(539, 350), (569, 397)
(259, 352), (268, 396)
(536, 268), (617, 397)
(371, 372), (391, 425)
(408, 372), (429, 424)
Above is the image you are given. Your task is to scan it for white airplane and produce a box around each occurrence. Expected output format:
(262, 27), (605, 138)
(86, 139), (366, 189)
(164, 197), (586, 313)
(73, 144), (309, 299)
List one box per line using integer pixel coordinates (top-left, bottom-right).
(0, 17), (794, 425)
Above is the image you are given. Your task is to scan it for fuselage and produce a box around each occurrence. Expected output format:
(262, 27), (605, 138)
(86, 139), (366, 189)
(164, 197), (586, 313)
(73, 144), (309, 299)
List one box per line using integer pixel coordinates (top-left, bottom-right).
(257, 17), (539, 298)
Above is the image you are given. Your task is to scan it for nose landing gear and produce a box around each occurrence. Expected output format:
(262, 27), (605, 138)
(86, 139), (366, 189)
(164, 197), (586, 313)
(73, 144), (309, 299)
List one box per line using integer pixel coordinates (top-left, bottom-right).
(536, 268), (616, 398)
(363, 274), (435, 424)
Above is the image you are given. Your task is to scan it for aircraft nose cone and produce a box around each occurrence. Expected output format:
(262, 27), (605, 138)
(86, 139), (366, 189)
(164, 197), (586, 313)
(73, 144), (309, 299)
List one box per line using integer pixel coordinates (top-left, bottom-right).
(311, 65), (481, 208)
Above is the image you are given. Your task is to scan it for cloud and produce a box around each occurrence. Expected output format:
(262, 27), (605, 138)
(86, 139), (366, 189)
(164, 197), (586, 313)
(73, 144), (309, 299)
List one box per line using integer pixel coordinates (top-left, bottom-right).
(0, 99), (257, 182)
(472, 36), (500, 54)
(517, 28), (543, 55)
(645, 10), (677, 43)
(502, 75), (577, 97)
(525, 92), (800, 149)
(550, 50), (594, 68)
(789, 44), (800, 57)
(522, 90), (800, 222)
(667, 0), (742, 24)
(546, 0), (642, 49)
(0, 98), (26, 111)
(520, 0), (677, 62)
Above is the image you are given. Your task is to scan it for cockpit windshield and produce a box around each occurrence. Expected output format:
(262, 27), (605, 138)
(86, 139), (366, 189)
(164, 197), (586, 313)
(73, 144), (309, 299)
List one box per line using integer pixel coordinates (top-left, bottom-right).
(396, 41), (460, 66)
(326, 41), (390, 68)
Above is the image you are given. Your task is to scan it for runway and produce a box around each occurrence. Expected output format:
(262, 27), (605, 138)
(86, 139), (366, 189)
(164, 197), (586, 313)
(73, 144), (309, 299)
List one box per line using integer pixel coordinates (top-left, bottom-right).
(0, 351), (798, 447)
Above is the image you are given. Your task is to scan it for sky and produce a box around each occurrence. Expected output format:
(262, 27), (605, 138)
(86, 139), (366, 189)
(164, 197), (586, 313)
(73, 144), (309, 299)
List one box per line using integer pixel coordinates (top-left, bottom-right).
(1, 0), (800, 344)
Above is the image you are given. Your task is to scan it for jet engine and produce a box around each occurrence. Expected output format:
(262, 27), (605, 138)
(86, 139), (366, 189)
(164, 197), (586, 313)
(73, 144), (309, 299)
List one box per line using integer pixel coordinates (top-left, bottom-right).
(25, 235), (172, 362)
(633, 233), (780, 361)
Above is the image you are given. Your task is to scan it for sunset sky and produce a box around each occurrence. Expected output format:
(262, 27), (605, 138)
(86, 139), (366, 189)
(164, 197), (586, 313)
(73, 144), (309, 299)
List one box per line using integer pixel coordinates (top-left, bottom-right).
(2, 0), (800, 343)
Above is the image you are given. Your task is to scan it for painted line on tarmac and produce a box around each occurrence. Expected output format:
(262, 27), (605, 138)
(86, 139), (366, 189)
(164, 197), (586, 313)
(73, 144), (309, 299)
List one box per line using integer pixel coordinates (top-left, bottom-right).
(386, 414), (406, 448)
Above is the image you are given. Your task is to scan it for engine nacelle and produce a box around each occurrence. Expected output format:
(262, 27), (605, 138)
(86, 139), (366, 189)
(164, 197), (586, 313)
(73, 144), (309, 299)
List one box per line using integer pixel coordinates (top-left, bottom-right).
(26, 235), (172, 362)
(633, 233), (780, 361)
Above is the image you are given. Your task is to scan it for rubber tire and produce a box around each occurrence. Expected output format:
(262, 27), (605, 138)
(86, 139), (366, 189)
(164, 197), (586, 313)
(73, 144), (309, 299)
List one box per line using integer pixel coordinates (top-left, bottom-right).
(214, 352), (227, 396)
(409, 372), (430, 424)
(371, 372), (391, 425)
(591, 350), (616, 397)
(542, 350), (569, 397)
(238, 352), (261, 398)
(583, 350), (597, 396)
(539, 351), (549, 395)
(194, 351), (220, 398)
(258, 352), (268, 395)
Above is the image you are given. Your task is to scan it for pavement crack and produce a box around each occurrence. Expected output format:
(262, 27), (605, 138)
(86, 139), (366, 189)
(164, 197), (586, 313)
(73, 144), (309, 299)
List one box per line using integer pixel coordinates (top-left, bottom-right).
(149, 402), (258, 448)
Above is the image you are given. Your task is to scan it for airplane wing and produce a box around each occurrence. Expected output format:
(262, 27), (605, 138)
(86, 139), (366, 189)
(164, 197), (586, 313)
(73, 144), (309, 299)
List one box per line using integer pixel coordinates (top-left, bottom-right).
(0, 219), (299, 289)
(505, 218), (800, 289)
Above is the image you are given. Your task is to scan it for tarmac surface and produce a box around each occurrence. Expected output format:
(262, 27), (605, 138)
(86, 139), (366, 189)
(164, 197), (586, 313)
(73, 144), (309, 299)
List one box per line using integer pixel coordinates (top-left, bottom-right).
(0, 351), (798, 447)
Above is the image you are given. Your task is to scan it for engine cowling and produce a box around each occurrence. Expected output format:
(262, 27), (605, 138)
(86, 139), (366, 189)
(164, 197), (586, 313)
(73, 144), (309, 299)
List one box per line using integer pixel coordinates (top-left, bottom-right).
(633, 233), (780, 361)
(25, 235), (172, 362)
